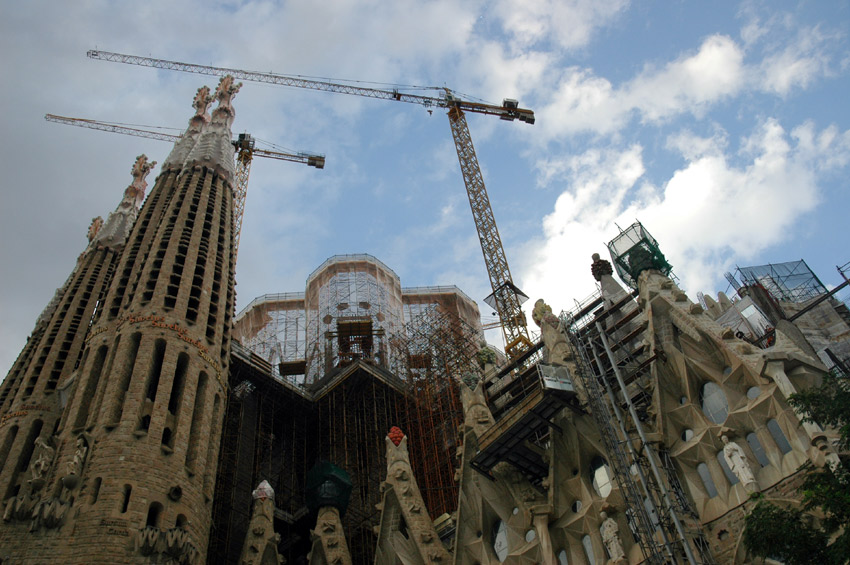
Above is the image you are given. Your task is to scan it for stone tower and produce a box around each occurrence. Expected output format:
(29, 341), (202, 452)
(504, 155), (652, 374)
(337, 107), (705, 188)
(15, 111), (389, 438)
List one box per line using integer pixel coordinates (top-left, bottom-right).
(0, 152), (155, 514)
(0, 76), (241, 564)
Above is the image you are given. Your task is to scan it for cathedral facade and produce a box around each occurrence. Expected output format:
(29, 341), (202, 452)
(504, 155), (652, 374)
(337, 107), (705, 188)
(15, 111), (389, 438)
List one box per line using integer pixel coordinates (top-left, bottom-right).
(0, 74), (847, 565)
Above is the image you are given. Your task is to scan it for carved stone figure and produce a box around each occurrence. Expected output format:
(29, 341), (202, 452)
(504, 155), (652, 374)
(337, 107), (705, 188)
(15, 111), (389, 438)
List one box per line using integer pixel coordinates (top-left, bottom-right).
(68, 435), (89, 477)
(29, 436), (54, 487)
(722, 435), (757, 490)
(532, 299), (560, 328)
(600, 511), (626, 562)
(239, 480), (283, 565)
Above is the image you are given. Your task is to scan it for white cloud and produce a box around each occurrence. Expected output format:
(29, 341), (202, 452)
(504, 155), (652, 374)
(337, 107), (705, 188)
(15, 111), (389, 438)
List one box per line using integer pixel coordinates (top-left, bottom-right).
(628, 35), (745, 121)
(520, 118), (850, 314)
(536, 35), (745, 139)
(494, 0), (630, 51)
(756, 25), (835, 96)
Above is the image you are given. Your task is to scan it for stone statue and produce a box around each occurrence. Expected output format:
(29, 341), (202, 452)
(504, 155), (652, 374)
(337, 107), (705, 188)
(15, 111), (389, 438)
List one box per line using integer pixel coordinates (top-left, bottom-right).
(532, 299), (560, 328)
(29, 437), (54, 486)
(600, 511), (625, 562)
(68, 435), (88, 477)
(721, 435), (757, 490)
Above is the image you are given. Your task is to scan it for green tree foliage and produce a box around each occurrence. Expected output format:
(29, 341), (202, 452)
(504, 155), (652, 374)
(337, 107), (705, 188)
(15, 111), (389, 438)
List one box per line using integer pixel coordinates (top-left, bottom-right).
(744, 369), (850, 564)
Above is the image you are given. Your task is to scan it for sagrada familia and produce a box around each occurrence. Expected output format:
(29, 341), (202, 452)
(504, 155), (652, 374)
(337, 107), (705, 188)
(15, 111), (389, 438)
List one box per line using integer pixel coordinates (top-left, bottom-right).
(0, 77), (848, 564)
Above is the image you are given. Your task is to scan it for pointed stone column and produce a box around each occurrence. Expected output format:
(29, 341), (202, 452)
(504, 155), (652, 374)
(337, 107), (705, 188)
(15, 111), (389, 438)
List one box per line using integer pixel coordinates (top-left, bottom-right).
(308, 506), (351, 565)
(375, 426), (451, 563)
(239, 480), (283, 565)
(0, 155), (156, 543)
(306, 462), (353, 565)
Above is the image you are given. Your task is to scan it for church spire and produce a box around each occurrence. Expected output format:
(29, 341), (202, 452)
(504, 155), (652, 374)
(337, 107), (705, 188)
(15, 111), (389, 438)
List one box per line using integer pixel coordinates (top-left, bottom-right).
(162, 85), (213, 170)
(90, 154), (156, 249)
(185, 75), (242, 182)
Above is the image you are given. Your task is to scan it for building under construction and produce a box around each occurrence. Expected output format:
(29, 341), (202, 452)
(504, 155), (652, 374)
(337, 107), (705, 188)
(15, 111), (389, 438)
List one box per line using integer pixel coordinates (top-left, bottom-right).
(1, 62), (849, 564)
(209, 254), (485, 564)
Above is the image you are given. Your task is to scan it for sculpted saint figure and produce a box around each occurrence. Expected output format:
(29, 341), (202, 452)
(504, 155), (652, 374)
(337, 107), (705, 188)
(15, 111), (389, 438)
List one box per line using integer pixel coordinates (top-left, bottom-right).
(722, 435), (757, 489)
(29, 437), (54, 484)
(68, 436), (88, 476)
(600, 511), (625, 561)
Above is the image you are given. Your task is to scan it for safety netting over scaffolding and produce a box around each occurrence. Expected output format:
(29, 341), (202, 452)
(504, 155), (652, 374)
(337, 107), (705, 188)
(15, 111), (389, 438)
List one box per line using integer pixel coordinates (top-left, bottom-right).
(730, 260), (828, 303)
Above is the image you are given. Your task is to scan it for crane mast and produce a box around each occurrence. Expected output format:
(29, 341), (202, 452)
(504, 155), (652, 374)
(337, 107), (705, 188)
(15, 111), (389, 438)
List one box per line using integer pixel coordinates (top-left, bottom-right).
(447, 107), (531, 358)
(45, 113), (324, 262)
(86, 50), (535, 359)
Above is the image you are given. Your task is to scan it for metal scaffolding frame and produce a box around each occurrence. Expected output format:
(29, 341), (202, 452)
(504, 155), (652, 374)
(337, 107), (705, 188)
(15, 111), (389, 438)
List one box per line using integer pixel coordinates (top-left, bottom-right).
(730, 260), (828, 303)
(563, 291), (715, 565)
(213, 283), (484, 563)
(304, 255), (404, 383)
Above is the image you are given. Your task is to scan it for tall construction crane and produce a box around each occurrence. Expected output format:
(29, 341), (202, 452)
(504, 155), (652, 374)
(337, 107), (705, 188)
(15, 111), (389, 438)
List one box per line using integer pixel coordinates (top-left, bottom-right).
(45, 113), (325, 262)
(87, 49), (535, 360)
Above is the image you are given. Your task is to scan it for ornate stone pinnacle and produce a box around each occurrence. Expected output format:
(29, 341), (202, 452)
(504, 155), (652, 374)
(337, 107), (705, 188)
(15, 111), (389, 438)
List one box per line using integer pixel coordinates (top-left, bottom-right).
(125, 154), (157, 205)
(591, 252), (614, 281)
(192, 86), (213, 119)
(388, 426), (405, 446)
(213, 75), (242, 115)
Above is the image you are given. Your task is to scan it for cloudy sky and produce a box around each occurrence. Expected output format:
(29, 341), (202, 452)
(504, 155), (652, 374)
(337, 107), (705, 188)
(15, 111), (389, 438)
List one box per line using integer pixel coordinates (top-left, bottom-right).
(1, 0), (849, 374)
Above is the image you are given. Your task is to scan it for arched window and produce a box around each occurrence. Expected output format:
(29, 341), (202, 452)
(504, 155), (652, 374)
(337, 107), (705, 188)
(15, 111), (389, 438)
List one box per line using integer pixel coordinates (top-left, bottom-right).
(746, 433), (770, 467)
(700, 382), (728, 424)
(767, 419), (792, 454)
(582, 535), (595, 564)
(697, 463), (718, 498)
(716, 451), (739, 485)
(120, 484), (132, 513)
(590, 457), (613, 497)
(491, 519), (508, 562)
(557, 548), (569, 565)
(146, 502), (163, 527)
(681, 429), (694, 442)
(89, 477), (102, 504)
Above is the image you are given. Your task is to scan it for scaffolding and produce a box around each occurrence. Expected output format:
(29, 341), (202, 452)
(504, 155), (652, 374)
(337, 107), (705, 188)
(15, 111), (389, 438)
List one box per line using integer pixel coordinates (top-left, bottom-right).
(305, 255), (405, 383)
(607, 222), (673, 290)
(731, 260), (828, 303)
(234, 256), (483, 389)
(391, 305), (482, 518)
(562, 289), (714, 565)
(233, 292), (307, 383)
(215, 261), (486, 563)
(210, 343), (318, 565)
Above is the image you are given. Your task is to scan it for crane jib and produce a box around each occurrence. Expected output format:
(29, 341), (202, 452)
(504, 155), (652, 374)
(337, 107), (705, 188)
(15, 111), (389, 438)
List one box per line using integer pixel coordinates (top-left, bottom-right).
(86, 50), (535, 123)
(87, 48), (536, 360)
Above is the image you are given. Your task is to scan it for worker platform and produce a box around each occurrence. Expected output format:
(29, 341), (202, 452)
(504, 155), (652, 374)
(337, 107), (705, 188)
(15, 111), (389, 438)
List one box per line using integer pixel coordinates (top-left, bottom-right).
(471, 362), (579, 485)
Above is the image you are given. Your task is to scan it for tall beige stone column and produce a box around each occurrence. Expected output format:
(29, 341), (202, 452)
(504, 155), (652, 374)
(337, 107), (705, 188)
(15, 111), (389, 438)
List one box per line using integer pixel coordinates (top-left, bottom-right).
(0, 78), (240, 564)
